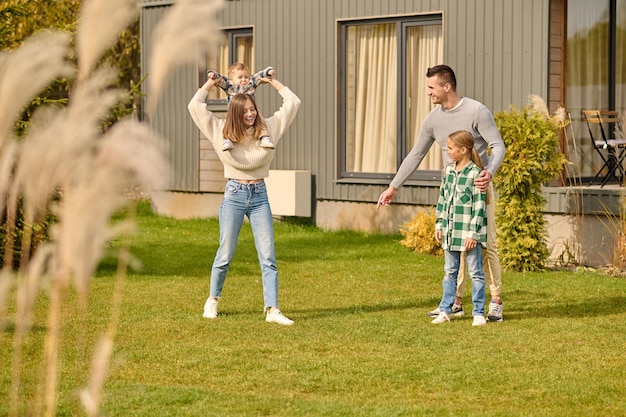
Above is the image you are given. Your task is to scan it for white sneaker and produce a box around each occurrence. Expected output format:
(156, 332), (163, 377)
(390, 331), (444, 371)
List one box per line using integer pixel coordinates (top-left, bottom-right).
(472, 315), (487, 326)
(222, 139), (234, 151)
(203, 298), (218, 319)
(431, 312), (450, 324)
(487, 301), (504, 322)
(427, 304), (464, 318)
(265, 309), (294, 325)
(260, 136), (275, 149)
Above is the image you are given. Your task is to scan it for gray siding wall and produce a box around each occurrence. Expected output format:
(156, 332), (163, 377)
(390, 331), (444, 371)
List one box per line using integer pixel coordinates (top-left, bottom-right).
(140, 0), (550, 203)
(140, 2), (200, 191)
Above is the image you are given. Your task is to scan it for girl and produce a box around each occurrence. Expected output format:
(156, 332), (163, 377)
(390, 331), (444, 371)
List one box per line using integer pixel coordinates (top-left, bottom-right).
(432, 130), (488, 326)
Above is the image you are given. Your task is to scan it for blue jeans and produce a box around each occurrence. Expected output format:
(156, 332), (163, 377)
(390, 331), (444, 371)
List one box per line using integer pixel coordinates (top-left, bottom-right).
(439, 246), (486, 316)
(210, 180), (279, 308)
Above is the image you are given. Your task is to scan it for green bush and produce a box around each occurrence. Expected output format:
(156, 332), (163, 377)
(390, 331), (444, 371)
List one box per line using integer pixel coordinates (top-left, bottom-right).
(494, 103), (568, 271)
(399, 207), (442, 256)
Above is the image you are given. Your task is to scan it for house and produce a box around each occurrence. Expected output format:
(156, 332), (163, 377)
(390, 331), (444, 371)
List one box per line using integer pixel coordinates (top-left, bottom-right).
(139, 0), (626, 267)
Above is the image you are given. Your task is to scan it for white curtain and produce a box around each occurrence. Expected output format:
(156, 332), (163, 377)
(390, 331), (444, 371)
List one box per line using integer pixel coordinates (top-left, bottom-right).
(346, 23), (443, 173)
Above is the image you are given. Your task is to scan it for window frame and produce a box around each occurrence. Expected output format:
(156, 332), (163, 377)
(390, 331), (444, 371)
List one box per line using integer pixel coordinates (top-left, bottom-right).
(205, 27), (254, 105)
(336, 14), (443, 185)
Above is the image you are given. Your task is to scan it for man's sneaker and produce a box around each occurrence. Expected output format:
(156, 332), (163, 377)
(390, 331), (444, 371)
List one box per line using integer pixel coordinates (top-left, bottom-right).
(265, 309), (294, 326)
(203, 298), (218, 319)
(222, 139), (234, 151)
(431, 311), (450, 324)
(487, 301), (504, 322)
(260, 136), (275, 149)
(427, 303), (464, 318)
(472, 315), (487, 326)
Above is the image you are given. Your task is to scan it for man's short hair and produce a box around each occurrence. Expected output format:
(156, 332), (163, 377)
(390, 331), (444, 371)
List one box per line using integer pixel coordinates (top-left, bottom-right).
(426, 65), (457, 90)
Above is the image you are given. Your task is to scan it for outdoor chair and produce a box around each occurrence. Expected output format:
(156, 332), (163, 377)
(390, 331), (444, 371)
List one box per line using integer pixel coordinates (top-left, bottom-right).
(582, 110), (626, 187)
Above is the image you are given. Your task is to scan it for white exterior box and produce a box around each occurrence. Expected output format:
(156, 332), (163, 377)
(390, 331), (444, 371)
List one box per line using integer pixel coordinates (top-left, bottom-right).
(266, 170), (311, 217)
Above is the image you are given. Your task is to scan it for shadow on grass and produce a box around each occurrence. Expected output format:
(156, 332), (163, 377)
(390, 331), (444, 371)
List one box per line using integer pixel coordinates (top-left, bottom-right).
(508, 292), (626, 319)
(1, 322), (47, 335)
(213, 298), (426, 320)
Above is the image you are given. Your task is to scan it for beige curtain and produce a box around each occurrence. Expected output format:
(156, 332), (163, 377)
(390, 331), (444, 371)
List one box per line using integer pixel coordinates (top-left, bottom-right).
(406, 25), (444, 171)
(346, 23), (443, 173)
(236, 36), (254, 69)
(206, 40), (230, 100)
(349, 24), (398, 172)
(206, 35), (253, 101)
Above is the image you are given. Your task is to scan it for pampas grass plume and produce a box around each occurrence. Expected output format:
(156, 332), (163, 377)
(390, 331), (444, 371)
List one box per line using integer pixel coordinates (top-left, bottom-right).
(77, 0), (139, 81)
(146, 0), (224, 117)
(529, 94), (550, 117)
(1, 0), (213, 414)
(14, 68), (122, 220)
(0, 31), (73, 146)
(552, 106), (567, 125)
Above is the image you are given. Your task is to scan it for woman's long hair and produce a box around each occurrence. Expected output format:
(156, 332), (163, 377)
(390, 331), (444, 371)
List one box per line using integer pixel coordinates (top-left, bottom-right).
(448, 130), (489, 203)
(222, 93), (267, 143)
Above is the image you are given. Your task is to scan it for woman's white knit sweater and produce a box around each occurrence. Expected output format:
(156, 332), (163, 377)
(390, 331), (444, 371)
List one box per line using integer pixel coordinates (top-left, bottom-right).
(188, 86), (301, 180)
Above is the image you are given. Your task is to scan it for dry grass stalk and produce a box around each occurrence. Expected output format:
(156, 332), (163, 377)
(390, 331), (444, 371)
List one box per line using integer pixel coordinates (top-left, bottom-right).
(1, 0), (224, 414)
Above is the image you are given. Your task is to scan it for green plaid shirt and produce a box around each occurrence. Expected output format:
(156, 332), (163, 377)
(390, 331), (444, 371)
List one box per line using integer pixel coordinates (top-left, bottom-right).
(435, 161), (487, 251)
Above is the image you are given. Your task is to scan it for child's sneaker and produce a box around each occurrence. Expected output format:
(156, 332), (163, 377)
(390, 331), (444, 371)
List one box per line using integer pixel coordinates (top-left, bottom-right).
(222, 139), (234, 151)
(431, 311), (450, 324)
(487, 301), (504, 322)
(265, 309), (294, 325)
(427, 303), (464, 318)
(472, 315), (487, 326)
(259, 66), (274, 79)
(203, 298), (218, 319)
(260, 136), (275, 149)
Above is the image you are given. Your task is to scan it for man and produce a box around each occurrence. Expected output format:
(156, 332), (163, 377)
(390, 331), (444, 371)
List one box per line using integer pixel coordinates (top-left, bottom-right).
(376, 65), (506, 322)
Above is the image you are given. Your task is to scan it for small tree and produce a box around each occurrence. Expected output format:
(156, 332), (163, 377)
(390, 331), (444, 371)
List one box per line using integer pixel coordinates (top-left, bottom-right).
(493, 98), (569, 272)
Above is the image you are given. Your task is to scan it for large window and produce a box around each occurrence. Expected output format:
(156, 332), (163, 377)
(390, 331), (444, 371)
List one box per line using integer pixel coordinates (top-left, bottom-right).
(338, 15), (443, 181)
(566, 0), (626, 178)
(205, 28), (254, 102)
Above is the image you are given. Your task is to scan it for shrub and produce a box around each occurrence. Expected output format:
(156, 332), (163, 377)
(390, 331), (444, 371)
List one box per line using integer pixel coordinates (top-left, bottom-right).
(493, 99), (569, 271)
(399, 207), (442, 256)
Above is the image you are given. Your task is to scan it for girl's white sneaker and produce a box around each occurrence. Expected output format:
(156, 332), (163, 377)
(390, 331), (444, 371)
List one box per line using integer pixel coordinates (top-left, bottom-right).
(203, 298), (218, 319)
(265, 309), (294, 325)
(472, 315), (487, 326)
(431, 312), (450, 324)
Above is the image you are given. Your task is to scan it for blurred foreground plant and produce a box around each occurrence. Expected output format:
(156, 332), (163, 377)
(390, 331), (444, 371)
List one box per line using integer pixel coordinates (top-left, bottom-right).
(0, 0), (224, 416)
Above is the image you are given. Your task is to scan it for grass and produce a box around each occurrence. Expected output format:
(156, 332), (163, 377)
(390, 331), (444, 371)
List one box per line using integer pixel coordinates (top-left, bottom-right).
(2, 201), (625, 416)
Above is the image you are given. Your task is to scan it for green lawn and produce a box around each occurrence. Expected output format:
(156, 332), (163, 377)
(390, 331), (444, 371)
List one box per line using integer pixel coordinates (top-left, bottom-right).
(2, 201), (625, 416)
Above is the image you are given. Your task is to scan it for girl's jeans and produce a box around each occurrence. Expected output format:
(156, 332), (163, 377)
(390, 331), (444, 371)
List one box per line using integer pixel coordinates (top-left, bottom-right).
(210, 179), (279, 309)
(439, 246), (486, 316)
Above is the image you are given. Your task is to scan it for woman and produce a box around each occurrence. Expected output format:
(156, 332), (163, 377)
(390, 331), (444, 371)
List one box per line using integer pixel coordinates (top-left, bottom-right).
(188, 74), (301, 325)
